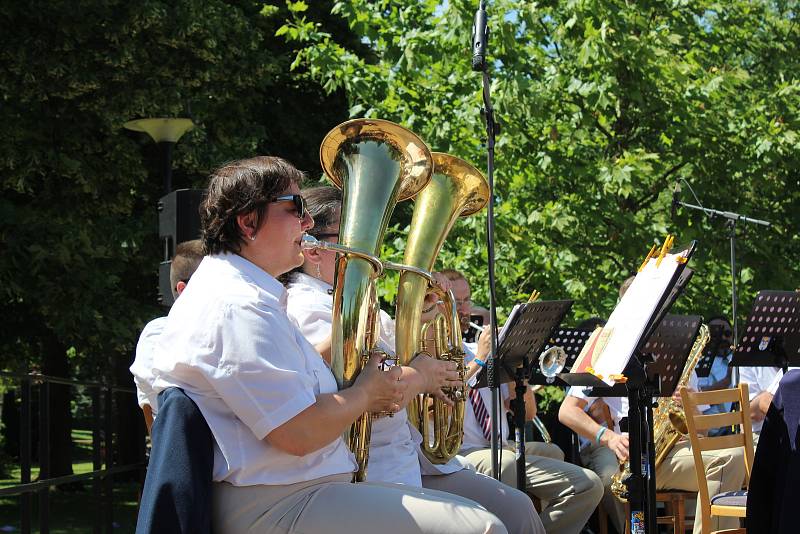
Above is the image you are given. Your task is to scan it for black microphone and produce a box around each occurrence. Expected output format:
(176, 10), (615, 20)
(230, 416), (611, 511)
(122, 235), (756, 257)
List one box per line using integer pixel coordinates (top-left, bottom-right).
(670, 181), (681, 218)
(471, 1), (488, 72)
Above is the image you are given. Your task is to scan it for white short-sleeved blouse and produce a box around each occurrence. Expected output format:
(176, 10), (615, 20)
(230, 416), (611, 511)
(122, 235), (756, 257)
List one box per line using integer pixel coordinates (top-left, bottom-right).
(151, 254), (356, 486)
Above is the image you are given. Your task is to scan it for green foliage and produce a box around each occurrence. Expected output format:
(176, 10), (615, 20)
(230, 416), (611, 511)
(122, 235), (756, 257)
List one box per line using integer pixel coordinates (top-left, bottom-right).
(537, 385), (566, 415)
(0, 0), (352, 373)
(282, 0), (800, 324)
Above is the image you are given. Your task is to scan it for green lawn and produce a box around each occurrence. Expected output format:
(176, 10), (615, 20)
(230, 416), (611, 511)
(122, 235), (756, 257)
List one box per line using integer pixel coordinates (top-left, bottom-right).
(0, 429), (141, 533)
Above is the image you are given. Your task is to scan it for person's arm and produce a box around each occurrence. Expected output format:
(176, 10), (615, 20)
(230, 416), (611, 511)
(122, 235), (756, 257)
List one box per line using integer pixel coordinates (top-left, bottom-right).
(402, 354), (462, 405)
(559, 395), (629, 462)
(266, 354), (405, 456)
(142, 404), (154, 435)
(587, 398), (615, 429)
(707, 364), (733, 390)
(751, 391), (774, 422)
(461, 325), (492, 382)
(314, 334), (332, 365)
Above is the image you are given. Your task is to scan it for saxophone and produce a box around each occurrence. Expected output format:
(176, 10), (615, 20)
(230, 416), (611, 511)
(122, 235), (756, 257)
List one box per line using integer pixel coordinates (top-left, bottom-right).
(610, 323), (710, 501)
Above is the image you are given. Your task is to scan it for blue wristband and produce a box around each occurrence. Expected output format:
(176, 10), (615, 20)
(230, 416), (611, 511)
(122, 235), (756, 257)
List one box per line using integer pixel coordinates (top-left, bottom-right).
(595, 426), (607, 444)
(473, 358), (486, 368)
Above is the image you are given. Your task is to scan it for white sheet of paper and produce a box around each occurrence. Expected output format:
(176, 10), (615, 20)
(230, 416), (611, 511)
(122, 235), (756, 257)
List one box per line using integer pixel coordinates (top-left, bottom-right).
(592, 250), (688, 385)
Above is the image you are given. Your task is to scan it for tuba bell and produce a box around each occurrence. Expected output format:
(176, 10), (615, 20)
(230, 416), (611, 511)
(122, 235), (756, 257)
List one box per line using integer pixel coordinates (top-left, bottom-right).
(318, 118), (433, 481)
(393, 152), (489, 463)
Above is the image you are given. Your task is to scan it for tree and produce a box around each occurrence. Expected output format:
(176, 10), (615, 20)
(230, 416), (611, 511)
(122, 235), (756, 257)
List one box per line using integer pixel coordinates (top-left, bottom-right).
(282, 0), (800, 326)
(0, 0), (353, 477)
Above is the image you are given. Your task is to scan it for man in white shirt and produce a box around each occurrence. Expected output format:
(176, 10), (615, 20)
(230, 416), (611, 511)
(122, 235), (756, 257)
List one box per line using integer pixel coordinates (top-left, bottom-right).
(443, 270), (605, 534)
(130, 239), (203, 432)
(739, 364), (782, 446)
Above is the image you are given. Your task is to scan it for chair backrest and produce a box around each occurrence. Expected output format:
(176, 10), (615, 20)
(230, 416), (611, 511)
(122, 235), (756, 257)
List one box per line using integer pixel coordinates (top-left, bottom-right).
(136, 387), (213, 534)
(680, 384), (754, 533)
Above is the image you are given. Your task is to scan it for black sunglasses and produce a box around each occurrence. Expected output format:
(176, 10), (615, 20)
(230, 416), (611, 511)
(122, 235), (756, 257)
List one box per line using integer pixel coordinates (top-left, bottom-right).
(270, 194), (307, 219)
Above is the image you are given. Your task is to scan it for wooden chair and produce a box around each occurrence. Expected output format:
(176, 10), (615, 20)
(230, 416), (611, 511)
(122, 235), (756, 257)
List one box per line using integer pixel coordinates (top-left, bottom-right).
(680, 384), (755, 534)
(597, 490), (694, 534)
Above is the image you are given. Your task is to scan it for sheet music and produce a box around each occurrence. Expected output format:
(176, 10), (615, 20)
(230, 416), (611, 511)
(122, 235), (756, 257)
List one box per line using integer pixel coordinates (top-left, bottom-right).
(497, 304), (521, 344)
(580, 248), (690, 385)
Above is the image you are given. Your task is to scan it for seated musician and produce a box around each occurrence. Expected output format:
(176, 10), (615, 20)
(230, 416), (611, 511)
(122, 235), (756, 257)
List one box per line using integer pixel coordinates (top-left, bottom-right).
(740, 362), (782, 447)
(147, 157), (508, 534)
(441, 269), (604, 534)
(130, 238), (204, 433)
(559, 276), (746, 534)
(695, 316), (735, 436)
(559, 388), (746, 534)
(284, 185), (544, 534)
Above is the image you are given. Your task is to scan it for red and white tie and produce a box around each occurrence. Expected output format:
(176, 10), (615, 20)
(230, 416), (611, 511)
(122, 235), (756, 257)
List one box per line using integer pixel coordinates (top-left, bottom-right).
(468, 388), (492, 442)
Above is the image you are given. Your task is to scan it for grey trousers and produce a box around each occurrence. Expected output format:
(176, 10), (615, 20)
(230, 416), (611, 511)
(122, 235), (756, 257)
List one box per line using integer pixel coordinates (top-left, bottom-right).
(463, 445), (604, 534)
(581, 440), (746, 534)
(422, 468), (545, 534)
(212, 473), (507, 534)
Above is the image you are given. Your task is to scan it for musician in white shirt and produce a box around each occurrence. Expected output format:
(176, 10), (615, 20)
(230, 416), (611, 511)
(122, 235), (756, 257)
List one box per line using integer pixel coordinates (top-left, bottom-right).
(739, 364), (782, 444)
(284, 185), (544, 534)
(560, 375), (745, 534)
(146, 157), (507, 534)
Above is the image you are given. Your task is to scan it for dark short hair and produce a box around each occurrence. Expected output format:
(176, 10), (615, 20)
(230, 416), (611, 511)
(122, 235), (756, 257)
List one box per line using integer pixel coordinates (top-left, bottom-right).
(170, 239), (204, 297)
(302, 186), (342, 237)
(200, 156), (305, 255)
(706, 315), (732, 328)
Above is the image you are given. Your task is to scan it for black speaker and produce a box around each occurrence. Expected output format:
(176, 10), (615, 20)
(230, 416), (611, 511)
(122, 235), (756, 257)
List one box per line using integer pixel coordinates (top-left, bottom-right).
(157, 188), (205, 306)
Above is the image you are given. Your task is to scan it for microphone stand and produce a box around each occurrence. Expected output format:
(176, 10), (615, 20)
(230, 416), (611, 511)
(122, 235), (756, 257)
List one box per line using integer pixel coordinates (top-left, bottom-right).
(472, 0), (502, 480)
(676, 199), (771, 386)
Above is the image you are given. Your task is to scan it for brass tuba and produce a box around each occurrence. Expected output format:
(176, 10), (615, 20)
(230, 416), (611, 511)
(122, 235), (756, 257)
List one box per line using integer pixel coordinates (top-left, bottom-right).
(610, 323), (710, 500)
(319, 118), (433, 481)
(393, 152), (489, 463)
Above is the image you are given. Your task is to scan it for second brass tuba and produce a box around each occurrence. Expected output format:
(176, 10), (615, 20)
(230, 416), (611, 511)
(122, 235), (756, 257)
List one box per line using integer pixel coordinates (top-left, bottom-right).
(393, 152), (489, 463)
(320, 118), (433, 481)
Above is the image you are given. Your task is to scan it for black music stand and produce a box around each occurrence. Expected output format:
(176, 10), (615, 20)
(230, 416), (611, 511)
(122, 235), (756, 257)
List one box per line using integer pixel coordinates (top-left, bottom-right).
(474, 299), (573, 491)
(581, 315), (700, 534)
(475, 300), (574, 388)
(640, 315), (703, 392)
(731, 290), (800, 372)
(560, 242), (697, 534)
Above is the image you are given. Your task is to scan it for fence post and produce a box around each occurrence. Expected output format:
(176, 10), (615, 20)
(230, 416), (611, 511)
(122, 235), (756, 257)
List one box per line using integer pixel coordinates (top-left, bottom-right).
(20, 376), (31, 534)
(92, 386), (102, 534)
(38, 380), (50, 534)
(104, 386), (114, 534)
